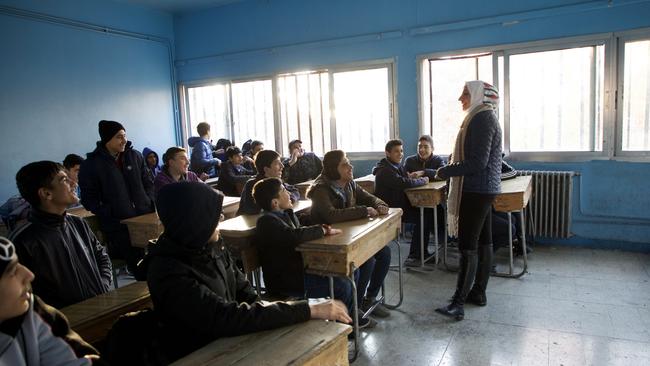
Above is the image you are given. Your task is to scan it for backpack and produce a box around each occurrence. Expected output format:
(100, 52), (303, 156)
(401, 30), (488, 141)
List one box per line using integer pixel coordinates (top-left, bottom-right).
(103, 308), (170, 366)
(0, 195), (31, 232)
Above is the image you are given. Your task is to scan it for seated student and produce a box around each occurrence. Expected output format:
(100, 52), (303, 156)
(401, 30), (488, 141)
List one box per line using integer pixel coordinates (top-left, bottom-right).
(0, 237), (101, 365)
(403, 135), (446, 266)
(282, 139), (323, 185)
(253, 178), (372, 329)
(307, 150), (392, 318)
(140, 182), (351, 362)
(217, 146), (255, 197)
(243, 140), (264, 173)
(63, 154), (85, 207)
(10, 161), (112, 308)
(142, 147), (161, 180)
(188, 122), (221, 178)
(214, 138), (233, 162)
(154, 147), (202, 196)
(372, 140), (430, 267)
(237, 150), (299, 215)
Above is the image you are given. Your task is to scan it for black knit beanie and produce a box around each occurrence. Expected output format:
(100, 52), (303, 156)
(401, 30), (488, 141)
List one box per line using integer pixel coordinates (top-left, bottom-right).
(98, 120), (125, 145)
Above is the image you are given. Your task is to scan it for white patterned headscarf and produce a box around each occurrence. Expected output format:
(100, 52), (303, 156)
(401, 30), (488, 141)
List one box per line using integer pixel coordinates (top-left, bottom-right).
(465, 80), (499, 112)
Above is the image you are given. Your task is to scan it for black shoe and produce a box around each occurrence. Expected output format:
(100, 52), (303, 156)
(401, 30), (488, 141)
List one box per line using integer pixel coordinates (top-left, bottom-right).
(435, 302), (464, 321)
(466, 288), (487, 306)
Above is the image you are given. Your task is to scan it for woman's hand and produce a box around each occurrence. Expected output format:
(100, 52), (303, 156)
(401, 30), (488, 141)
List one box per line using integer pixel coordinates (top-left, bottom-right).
(309, 299), (352, 324)
(321, 224), (342, 236)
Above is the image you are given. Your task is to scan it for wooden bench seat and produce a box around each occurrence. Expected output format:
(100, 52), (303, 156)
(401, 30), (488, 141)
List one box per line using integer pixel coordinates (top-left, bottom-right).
(60, 281), (151, 344)
(171, 320), (351, 366)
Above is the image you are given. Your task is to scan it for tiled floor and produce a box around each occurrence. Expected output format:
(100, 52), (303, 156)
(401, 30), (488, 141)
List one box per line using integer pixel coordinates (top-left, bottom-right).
(352, 243), (650, 366)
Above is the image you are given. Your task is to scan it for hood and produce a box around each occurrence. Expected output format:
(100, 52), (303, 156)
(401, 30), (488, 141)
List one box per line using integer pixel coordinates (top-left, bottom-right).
(187, 136), (205, 148)
(372, 158), (398, 175)
(156, 181), (223, 249)
(142, 147), (159, 166)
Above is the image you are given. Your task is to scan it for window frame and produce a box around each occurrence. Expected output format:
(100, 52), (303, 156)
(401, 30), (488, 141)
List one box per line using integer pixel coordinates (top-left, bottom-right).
(179, 59), (397, 159)
(416, 31), (650, 162)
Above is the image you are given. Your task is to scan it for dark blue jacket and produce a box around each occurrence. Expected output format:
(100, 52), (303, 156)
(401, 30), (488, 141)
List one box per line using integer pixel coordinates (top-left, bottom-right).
(404, 154), (445, 179)
(437, 110), (503, 194)
(282, 153), (323, 185)
(188, 136), (221, 177)
(217, 161), (255, 197)
(372, 158), (427, 218)
(79, 141), (155, 232)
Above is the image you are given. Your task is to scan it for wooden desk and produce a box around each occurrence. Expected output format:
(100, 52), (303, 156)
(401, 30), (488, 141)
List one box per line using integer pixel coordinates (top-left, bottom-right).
(297, 208), (403, 361)
(171, 320), (351, 366)
(61, 281), (151, 344)
(123, 196), (240, 248)
(219, 200), (313, 275)
(493, 175), (533, 212)
(295, 179), (316, 199)
(68, 206), (104, 243)
(353, 174), (375, 194)
(404, 181), (447, 269)
(492, 175), (532, 278)
(205, 177), (219, 188)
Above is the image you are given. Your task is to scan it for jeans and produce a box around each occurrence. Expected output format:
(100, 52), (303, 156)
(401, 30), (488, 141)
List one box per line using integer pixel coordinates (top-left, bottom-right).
(303, 272), (357, 314)
(356, 245), (391, 300)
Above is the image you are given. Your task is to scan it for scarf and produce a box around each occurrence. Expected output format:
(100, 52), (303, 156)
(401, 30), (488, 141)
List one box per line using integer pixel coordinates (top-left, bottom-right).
(447, 81), (499, 237)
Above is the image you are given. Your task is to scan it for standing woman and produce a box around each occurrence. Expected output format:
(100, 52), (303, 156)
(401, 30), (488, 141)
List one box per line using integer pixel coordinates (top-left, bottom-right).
(435, 81), (502, 320)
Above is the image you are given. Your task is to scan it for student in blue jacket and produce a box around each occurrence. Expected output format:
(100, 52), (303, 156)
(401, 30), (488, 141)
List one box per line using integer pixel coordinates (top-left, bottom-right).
(188, 122), (221, 178)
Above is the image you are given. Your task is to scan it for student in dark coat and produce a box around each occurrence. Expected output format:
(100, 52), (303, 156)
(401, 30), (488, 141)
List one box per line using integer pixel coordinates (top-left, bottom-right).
(403, 135), (446, 266)
(140, 182), (350, 362)
(10, 161), (112, 308)
(78, 120), (154, 272)
(142, 147), (161, 181)
(217, 146), (255, 197)
(282, 139), (323, 185)
(373, 140), (431, 266)
(237, 150), (299, 215)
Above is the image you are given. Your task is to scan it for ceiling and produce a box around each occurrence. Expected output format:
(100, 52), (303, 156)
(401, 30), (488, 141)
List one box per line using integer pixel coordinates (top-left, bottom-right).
(115, 0), (243, 13)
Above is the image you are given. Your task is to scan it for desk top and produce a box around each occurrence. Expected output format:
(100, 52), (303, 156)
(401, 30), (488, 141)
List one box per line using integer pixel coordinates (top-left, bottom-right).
(404, 181), (447, 208)
(61, 281), (150, 330)
(219, 200), (312, 238)
(298, 208), (402, 253)
(494, 175), (533, 212)
(404, 181), (446, 192)
(295, 179), (316, 199)
(171, 320), (351, 366)
(354, 174), (374, 183)
(68, 206), (94, 218)
(121, 196), (240, 226)
(205, 177), (219, 186)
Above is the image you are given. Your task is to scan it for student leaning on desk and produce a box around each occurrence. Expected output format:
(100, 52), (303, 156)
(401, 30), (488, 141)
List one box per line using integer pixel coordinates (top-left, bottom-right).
(137, 182), (351, 362)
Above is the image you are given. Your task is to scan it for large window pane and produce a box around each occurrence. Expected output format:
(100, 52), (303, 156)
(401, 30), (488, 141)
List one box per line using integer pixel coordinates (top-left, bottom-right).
(428, 54), (494, 154)
(333, 67), (391, 152)
(622, 40), (650, 151)
(231, 80), (275, 150)
(187, 84), (230, 140)
(278, 72), (331, 156)
(509, 46), (604, 152)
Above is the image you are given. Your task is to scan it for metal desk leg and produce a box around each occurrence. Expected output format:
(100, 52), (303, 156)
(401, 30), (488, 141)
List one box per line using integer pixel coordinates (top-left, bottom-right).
(346, 264), (359, 363)
(253, 269), (263, 296)
(409, 207), (434, 273)
(433, 207), (439, 265)
(493, 210), (528, 278)
(382, 239), (403, 309)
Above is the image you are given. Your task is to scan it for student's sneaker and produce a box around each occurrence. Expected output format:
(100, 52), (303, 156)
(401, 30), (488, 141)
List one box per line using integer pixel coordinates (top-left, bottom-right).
(360, 297), (391, 318)
(404, 255), (436, 268)
(357, 315), (377, 329)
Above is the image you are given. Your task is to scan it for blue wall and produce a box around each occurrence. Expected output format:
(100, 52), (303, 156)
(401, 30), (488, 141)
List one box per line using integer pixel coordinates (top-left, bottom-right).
(0, 0), (177, 202)
(174, 0), (650, 251)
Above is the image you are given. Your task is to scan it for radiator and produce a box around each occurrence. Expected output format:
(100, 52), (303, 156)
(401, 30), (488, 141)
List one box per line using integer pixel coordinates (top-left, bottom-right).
(517, 170), (576, 239)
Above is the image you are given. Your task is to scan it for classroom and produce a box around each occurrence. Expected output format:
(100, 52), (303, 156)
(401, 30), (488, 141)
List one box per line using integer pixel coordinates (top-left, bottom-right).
(1, 0), (649, 365)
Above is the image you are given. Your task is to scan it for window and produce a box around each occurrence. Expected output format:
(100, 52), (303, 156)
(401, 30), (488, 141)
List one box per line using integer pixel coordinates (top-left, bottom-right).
(421, 40), (606, 155)
(420, 35), (627, 159)
(183, 62), (395, 157)
(509, 46), (604, 152)
(621, 39), (650, 152)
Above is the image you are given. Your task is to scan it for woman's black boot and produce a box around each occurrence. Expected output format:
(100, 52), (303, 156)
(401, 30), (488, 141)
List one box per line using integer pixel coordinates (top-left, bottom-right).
(436, 250), (477, 320)
(467, 244), (493, 306)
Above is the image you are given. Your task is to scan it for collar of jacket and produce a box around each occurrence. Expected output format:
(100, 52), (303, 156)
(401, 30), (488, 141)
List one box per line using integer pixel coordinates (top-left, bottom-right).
(29, 207), (66, 229)
(92, 141), (133, 160)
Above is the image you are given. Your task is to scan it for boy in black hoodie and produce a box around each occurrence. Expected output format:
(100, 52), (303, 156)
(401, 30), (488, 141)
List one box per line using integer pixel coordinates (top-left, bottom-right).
(140, 182), (350, 362)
